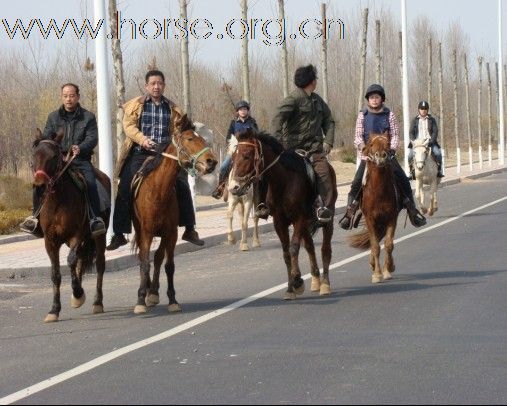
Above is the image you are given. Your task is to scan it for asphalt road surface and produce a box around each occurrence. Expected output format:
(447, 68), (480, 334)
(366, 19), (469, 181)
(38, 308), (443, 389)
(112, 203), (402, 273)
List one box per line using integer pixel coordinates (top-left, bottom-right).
(1, 172), (506, 404)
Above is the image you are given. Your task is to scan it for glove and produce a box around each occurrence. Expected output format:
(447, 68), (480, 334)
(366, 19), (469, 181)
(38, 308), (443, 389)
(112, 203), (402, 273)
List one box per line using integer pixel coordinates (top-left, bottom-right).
(323, 143), (332, 155)
(388, 149), (396, 160)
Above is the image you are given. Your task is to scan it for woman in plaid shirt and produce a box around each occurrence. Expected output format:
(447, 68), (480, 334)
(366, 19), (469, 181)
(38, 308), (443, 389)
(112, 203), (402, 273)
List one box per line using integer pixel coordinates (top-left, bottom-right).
(339, 84), (426, 230)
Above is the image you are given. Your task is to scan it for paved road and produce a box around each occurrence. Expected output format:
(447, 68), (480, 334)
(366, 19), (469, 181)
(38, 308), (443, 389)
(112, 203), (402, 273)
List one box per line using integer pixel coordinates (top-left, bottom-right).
(0, 172), (506, 404)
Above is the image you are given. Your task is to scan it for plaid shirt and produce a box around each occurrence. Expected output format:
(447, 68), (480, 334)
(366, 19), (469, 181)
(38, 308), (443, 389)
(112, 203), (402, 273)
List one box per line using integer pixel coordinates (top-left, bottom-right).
(140, 96), (171, 145)
(354, 108), (399, 161)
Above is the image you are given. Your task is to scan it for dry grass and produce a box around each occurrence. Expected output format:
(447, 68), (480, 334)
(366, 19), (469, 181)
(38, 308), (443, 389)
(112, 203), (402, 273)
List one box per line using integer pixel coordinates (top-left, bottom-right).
(0, 176), (32, 234)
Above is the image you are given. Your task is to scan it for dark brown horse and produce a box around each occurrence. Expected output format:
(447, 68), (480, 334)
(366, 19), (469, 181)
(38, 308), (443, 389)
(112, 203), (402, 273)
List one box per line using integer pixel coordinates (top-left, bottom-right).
(31, 129), (111, 322)
(230, 130), (337, 299)
(349, 132), (400, 283)
(131, 112), (217, 314)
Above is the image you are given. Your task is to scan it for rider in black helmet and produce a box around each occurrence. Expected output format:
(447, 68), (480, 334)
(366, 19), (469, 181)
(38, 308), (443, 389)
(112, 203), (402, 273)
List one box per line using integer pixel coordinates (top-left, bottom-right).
(338, 84), (427, 230)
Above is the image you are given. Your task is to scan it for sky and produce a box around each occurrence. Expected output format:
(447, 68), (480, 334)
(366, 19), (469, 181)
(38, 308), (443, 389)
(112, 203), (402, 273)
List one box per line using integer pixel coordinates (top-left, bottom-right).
(0, 0), (505, 73)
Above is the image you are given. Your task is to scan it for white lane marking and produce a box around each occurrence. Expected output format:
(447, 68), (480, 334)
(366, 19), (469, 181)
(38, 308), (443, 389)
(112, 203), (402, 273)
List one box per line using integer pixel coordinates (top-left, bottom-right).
(2, 195), (506, 405)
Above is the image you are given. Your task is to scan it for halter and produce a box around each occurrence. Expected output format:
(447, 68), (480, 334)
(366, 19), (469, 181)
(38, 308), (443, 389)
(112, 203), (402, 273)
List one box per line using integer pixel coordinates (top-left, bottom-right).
(366, 135), (391, 168)
(158, 131), (210, 177)
(413, 143), (430, 170)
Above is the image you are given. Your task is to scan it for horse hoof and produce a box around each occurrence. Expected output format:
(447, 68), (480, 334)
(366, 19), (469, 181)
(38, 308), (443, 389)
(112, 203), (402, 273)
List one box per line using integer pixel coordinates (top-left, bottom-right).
(421, 207), (428, 214)
(134, 305), (148, 314)
(311, 276), (321, 292)
(168, 303), (182, 313)
(44, 314), (59, 323)
(252, 241), (260, 248)
(92, 304), (104, 314)
(240, 243), (249, 251)
(283, 292), (297, 300)
(294, 282), (305, 295)
(71, 292), (86, 308)
(227, 238), (236, 245)
(382, 272), (393, 281)
(372, 275), (383, 284)
(146, 294), (160, 307)
(320, 283), (331, 296)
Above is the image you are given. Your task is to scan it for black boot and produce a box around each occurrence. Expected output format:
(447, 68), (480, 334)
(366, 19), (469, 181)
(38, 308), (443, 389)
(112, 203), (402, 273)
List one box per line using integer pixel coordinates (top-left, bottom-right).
(403, 197), (426, 227)
(254, 203), (270, 220)
(339, 200), (360, 230)
(437, 164), (444, 178)
(410, 166), (416, 180)
(182, 227), (205, 246)
(106, 234), (128, 250)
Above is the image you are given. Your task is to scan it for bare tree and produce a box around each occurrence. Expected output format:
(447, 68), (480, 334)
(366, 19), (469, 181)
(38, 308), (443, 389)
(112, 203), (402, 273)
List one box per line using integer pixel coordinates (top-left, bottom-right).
(375, 20), (381, 84)
(357, 8), (368, 112)
(477, 57), (483, 168)
(427, 38), (432, 106)
(179, 0), (191, 116)
(438, 42), (445, 171)
(453, 50), (461, 173)
(486, 62), (493, 165)
(278, 0), (289, 98)
(320, 3), (329, 103)
(241, 0), (251, 102)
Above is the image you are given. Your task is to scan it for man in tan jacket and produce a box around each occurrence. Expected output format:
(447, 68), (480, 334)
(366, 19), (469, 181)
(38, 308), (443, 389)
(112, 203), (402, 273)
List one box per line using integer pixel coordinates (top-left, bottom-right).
(107, 70), (204, 250)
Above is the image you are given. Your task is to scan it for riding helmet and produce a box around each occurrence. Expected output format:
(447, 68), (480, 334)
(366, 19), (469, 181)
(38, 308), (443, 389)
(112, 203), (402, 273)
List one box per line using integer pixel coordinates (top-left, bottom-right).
(235, 100), (250, 111)
(418, 100), (429, 110)
(364, 84), (386, 101)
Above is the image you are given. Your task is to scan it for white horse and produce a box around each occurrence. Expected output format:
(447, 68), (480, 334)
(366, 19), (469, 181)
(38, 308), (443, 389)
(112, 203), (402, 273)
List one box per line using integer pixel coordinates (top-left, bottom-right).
(412, 137), (440, 216)
(224, 136), (260, 251)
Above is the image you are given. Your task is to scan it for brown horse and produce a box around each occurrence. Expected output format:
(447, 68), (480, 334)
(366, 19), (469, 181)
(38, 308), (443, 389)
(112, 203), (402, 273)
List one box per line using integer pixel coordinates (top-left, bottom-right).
(31, 129), (111, 322)
(230, 130), (337, 299)
(131, 112), (217, 314)
(349, 132), (400, 283)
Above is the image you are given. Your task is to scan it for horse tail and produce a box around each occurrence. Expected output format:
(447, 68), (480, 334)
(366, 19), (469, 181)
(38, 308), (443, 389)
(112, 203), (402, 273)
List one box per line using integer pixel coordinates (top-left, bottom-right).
(348, 227), (371, 249)
(80, 238), (96, 273)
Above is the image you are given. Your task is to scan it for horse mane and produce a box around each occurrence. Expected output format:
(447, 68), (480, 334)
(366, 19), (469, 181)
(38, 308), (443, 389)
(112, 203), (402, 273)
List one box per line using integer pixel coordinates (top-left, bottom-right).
(137, 142), (171, 177)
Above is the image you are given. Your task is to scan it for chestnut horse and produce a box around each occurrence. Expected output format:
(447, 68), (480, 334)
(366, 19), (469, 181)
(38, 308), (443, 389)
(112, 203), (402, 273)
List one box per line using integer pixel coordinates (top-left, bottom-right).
(230, 130), (337, 299)
(349, 133), (400, 283)
(131, 112), (217, 314)
(31, 129), (111, 322)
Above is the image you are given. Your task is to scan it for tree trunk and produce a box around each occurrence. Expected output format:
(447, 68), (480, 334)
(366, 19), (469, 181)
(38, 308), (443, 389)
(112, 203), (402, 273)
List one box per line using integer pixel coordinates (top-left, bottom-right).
(357, 8), (369, 112)
(486, 62), (493, 165)
(179, 0), (191, 117)
(108, 0), (126, 161)
(464, 53), (473, 170)
(375, 20), (381, 84)
(320, 3), (329, 103)
(438, 42), (445, 171)
(453, 50), (461, 173)
(241, 0), (251, 102)
(427, 37), (432, 107)
(477, 57), (483, 168)
(278, 0), (289, 98)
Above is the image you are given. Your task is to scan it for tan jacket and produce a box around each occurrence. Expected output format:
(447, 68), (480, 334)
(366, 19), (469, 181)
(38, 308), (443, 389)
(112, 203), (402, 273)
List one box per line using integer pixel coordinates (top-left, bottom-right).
(115, 95), (183, 177)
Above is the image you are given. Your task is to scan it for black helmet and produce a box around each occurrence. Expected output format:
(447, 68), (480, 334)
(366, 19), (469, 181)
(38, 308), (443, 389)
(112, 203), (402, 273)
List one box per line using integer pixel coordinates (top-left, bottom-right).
(235, 100), (250, 111)
(418, 100), (429, 110)
(365, 84), (385, 101)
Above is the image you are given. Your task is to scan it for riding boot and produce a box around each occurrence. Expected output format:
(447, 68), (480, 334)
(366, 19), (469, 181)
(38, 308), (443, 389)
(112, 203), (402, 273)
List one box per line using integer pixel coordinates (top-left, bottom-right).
(253, 178), (269, 219)
(410, 165), (416, 180)
(19, 186), (44, 237)
(211, 174), (227, 200)
(403, 196), (427, 227)
(437, 163), (444, 178)
(339, 198), (360, 230)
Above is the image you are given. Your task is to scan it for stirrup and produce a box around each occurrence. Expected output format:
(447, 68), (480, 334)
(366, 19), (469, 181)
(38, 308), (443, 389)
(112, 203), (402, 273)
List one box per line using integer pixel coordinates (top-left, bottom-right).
(90, 217), (106, 237)
(316, 207), (333, 223)
(19, 216), (38, 234)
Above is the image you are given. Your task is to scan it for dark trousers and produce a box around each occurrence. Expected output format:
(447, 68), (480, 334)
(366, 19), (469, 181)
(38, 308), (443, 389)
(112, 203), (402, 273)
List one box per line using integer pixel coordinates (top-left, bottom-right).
(312, 153), (335, 209)
(72, 159), (101, 219)
(348, 158), (414, 205)
(112, 150), (195, 235)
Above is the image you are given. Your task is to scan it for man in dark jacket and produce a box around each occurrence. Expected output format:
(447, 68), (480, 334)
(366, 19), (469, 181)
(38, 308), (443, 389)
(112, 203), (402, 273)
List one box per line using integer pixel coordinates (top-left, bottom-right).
(265, 64), (336, 223)
(408, 101), (443, 179)
(20, 83), (106, 237)
(211, 100), (258, 199)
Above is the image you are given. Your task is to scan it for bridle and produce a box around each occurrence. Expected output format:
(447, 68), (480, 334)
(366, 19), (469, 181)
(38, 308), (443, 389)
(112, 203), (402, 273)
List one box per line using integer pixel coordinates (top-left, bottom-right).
(366, 135), (391, 168)
(33, 139), (76, 192)
(413, 143), (430, 170)
(157, 131), (210, 177)
(231, 138), (281, 193)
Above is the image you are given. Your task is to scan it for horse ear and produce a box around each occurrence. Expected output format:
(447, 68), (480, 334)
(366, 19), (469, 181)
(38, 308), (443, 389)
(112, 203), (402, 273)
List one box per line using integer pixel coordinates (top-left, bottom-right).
(35, 128), (43, 141)
(171, 110), (183, 133)
(54, 128), (64, 144)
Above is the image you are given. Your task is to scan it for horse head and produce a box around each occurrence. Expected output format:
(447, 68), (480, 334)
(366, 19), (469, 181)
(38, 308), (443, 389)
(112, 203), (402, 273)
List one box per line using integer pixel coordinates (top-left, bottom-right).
(413, 137), (430, 171)
(31, 128), (65, 186)
(171, 112), (217, 176)
(229, 128), (260, 196)
(365, 131), (391, 167)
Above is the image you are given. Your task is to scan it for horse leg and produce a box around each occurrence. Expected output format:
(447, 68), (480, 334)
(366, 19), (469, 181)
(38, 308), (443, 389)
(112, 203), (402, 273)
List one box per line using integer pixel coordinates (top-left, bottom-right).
(134, 236), (152, 314)
(92, 234), (106, 314)
(416, 177), (427, 214)
(288, 218), (306, 297)
(68, 241), (86, 309)
(44, 240), (62, 322)
(146, 240), (165, 307)
(319, 221), (334, 296)
(382, 222), (396, 281)
(226, 198), (237, 245)
(165, 229), (181, 312)
(301, 226), (322, 294)
(429, 179), (438, 215)
(369, 223), (383, 284)
(239, 200), (249, 251)
(273, 216), (294, 300)
(252, 209), (260, 248)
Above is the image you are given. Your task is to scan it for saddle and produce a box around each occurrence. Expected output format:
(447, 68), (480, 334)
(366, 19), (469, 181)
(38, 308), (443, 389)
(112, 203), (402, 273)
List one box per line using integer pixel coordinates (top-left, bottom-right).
(131, 144), (168, 198)
(68, 167), (111, 213)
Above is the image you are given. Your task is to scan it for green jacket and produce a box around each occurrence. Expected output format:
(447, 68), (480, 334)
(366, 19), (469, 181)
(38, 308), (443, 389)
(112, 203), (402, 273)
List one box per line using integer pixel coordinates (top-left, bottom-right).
(271, 87), (335, 154)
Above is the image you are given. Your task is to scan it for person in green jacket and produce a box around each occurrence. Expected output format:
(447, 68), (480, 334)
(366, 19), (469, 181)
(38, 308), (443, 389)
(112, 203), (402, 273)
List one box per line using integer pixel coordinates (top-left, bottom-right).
(255, 64), (335, 223)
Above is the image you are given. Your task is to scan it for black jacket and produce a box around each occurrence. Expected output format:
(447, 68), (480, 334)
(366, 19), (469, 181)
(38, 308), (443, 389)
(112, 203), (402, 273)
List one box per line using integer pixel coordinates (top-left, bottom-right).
(43, 104), (98, 160)
(226, 116), (258, 142)
(409, 115), (439, 148)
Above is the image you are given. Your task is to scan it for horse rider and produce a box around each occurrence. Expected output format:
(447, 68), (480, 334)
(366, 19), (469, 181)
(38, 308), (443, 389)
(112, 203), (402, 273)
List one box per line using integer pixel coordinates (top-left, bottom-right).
(20, 83), (106, 237)
(106, 69), (204, 250)
(211, 100), (258, 199)
(339, 84), (427, 230)
(408, 100), (444, 179)
(257, 64), (335, 223)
